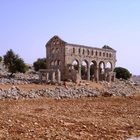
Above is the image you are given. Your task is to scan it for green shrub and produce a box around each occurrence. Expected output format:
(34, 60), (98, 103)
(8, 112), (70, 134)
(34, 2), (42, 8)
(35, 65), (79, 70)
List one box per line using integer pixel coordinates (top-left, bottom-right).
(3, 49), (28, 76)
(114, 67), (131, 80)
(33, 58), (46, 71)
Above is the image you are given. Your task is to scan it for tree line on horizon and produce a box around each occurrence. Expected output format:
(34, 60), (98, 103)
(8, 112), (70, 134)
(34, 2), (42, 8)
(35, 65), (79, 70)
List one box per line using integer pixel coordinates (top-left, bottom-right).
(0, 49), (131, 80)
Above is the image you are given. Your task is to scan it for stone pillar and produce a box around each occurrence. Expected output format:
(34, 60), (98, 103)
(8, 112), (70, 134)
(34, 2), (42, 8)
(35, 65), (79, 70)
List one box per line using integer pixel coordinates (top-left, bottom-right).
(95, 66), (99, 82)
(78, 65), (81, 80)
(46, 72), (49, 83)
(105, 72), (107, 81)
(51, 72), (56, 83)
(87, 64), (90, 81)
(112, 72), (116, 82)
(57, 69), (61, 83)
(107, 74), (111, 83)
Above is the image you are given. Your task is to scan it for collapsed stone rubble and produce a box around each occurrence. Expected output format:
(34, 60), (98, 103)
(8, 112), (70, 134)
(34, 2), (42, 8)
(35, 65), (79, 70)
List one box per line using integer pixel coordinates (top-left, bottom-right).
(0, 61), (39, 84)
(0, 79), (139, 100)
(101, 79), (140, 97)
(0, 72), (39, 84)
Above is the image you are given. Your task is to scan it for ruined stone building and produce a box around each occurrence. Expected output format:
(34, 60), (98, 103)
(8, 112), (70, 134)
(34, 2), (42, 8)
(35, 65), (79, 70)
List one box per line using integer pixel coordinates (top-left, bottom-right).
(40, 35), (116, 83)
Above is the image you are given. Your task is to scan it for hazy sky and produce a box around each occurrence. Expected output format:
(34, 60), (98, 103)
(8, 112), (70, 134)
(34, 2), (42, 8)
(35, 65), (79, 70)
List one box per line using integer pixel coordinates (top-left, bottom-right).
(0, 0), (140, 75)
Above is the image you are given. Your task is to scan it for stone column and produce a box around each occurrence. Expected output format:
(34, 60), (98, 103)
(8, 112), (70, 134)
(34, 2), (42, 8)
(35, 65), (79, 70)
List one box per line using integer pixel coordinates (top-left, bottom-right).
(51, 72), (56, 83)
(107, 74), (111, 83)
(46, 72), (49, 83)
(112, 72), (116, 82)
(57, 69), (61, 83)
(87, 64), (90, 81)
(95, 66), (99, 82)
(78, 65), (81, 80)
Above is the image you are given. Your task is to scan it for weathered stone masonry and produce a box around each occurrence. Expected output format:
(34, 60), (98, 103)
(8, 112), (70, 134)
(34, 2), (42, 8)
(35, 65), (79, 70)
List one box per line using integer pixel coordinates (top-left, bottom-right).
(42, 35), (116, 83)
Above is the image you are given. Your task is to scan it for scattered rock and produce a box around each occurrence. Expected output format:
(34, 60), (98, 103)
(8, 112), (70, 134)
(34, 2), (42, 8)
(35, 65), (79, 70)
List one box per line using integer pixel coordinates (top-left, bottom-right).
(0, 80), (139, 100)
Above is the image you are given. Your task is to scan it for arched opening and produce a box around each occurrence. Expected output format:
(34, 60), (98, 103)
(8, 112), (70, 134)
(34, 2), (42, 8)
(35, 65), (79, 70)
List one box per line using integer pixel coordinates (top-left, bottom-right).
(73, 48), (75, 54)
(56, 40), (59, 45)
(56, 48), (59, 53)
(79, 48), (81, 54)
(81, 60), (88, 80)
(90, 61), (97, 81)
(99, 61), (105, 80)
(105, 62), (113, 82)
(83, 49), (85, 55)
(51, 61), (55, 66)
(95, 51), (98, 56)
(106, 53), (108, 57)
(57, 60), (61, 66)
(72, 59), (79, 71)
(51, 48), (55, 54)
(103, 52), (105, 57)
(91, 50), (94, 55)
(106, 62), (112, 71)
(87, 49), (90, 55)
(54, 60), (57, 66)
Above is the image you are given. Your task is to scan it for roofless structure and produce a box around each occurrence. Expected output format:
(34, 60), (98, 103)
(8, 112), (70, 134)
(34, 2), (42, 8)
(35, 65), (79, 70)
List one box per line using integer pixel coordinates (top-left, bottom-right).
(40, 35), (117, 83)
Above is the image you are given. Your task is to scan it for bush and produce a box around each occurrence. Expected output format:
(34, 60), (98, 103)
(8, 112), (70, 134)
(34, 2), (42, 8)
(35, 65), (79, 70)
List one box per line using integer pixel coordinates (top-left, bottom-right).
(3, 49), (28, 76)
(114, 67), (131, 80)
(33, 58), (46, 71)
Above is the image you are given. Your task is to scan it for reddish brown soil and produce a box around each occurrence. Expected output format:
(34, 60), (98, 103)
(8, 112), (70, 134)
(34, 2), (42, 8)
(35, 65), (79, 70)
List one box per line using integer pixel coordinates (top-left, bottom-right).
(0, 81), (104, 91)
(0, 95), (140, 139)
(0, 83), (57, 90)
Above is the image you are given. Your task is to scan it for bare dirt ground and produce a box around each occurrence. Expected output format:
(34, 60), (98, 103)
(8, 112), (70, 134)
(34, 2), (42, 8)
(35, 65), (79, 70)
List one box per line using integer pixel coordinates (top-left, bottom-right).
(0, 91), (140, 140)
(0, 81), (104, 91)
(0, 83), (57, 91)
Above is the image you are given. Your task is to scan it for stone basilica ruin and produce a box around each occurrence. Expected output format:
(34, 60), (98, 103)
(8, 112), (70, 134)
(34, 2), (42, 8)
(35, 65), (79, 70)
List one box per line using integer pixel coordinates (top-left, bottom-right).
(40, 36), (117, 83)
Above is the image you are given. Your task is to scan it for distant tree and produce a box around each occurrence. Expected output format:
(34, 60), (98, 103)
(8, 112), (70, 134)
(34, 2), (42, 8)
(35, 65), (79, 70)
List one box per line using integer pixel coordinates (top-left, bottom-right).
(33, 58), (46, 71)
(3, 49), (28, 76)
(114, 67), (132, 80)
(0, 56), (2, 62)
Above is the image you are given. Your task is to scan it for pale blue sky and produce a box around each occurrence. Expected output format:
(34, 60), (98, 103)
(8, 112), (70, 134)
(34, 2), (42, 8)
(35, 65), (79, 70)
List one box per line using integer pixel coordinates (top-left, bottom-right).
(0, 0), (140, 74)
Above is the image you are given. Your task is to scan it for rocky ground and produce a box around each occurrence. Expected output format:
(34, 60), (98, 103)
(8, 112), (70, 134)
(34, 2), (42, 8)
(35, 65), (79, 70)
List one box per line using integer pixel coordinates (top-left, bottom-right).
(0, 80), (140, 140)
(0, 96), (140, 139)
(0, 64), (140, 139)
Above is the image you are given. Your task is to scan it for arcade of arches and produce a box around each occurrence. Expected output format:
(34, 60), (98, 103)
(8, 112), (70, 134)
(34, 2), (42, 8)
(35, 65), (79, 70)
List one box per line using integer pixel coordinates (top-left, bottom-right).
(71, 59), (115, 82)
